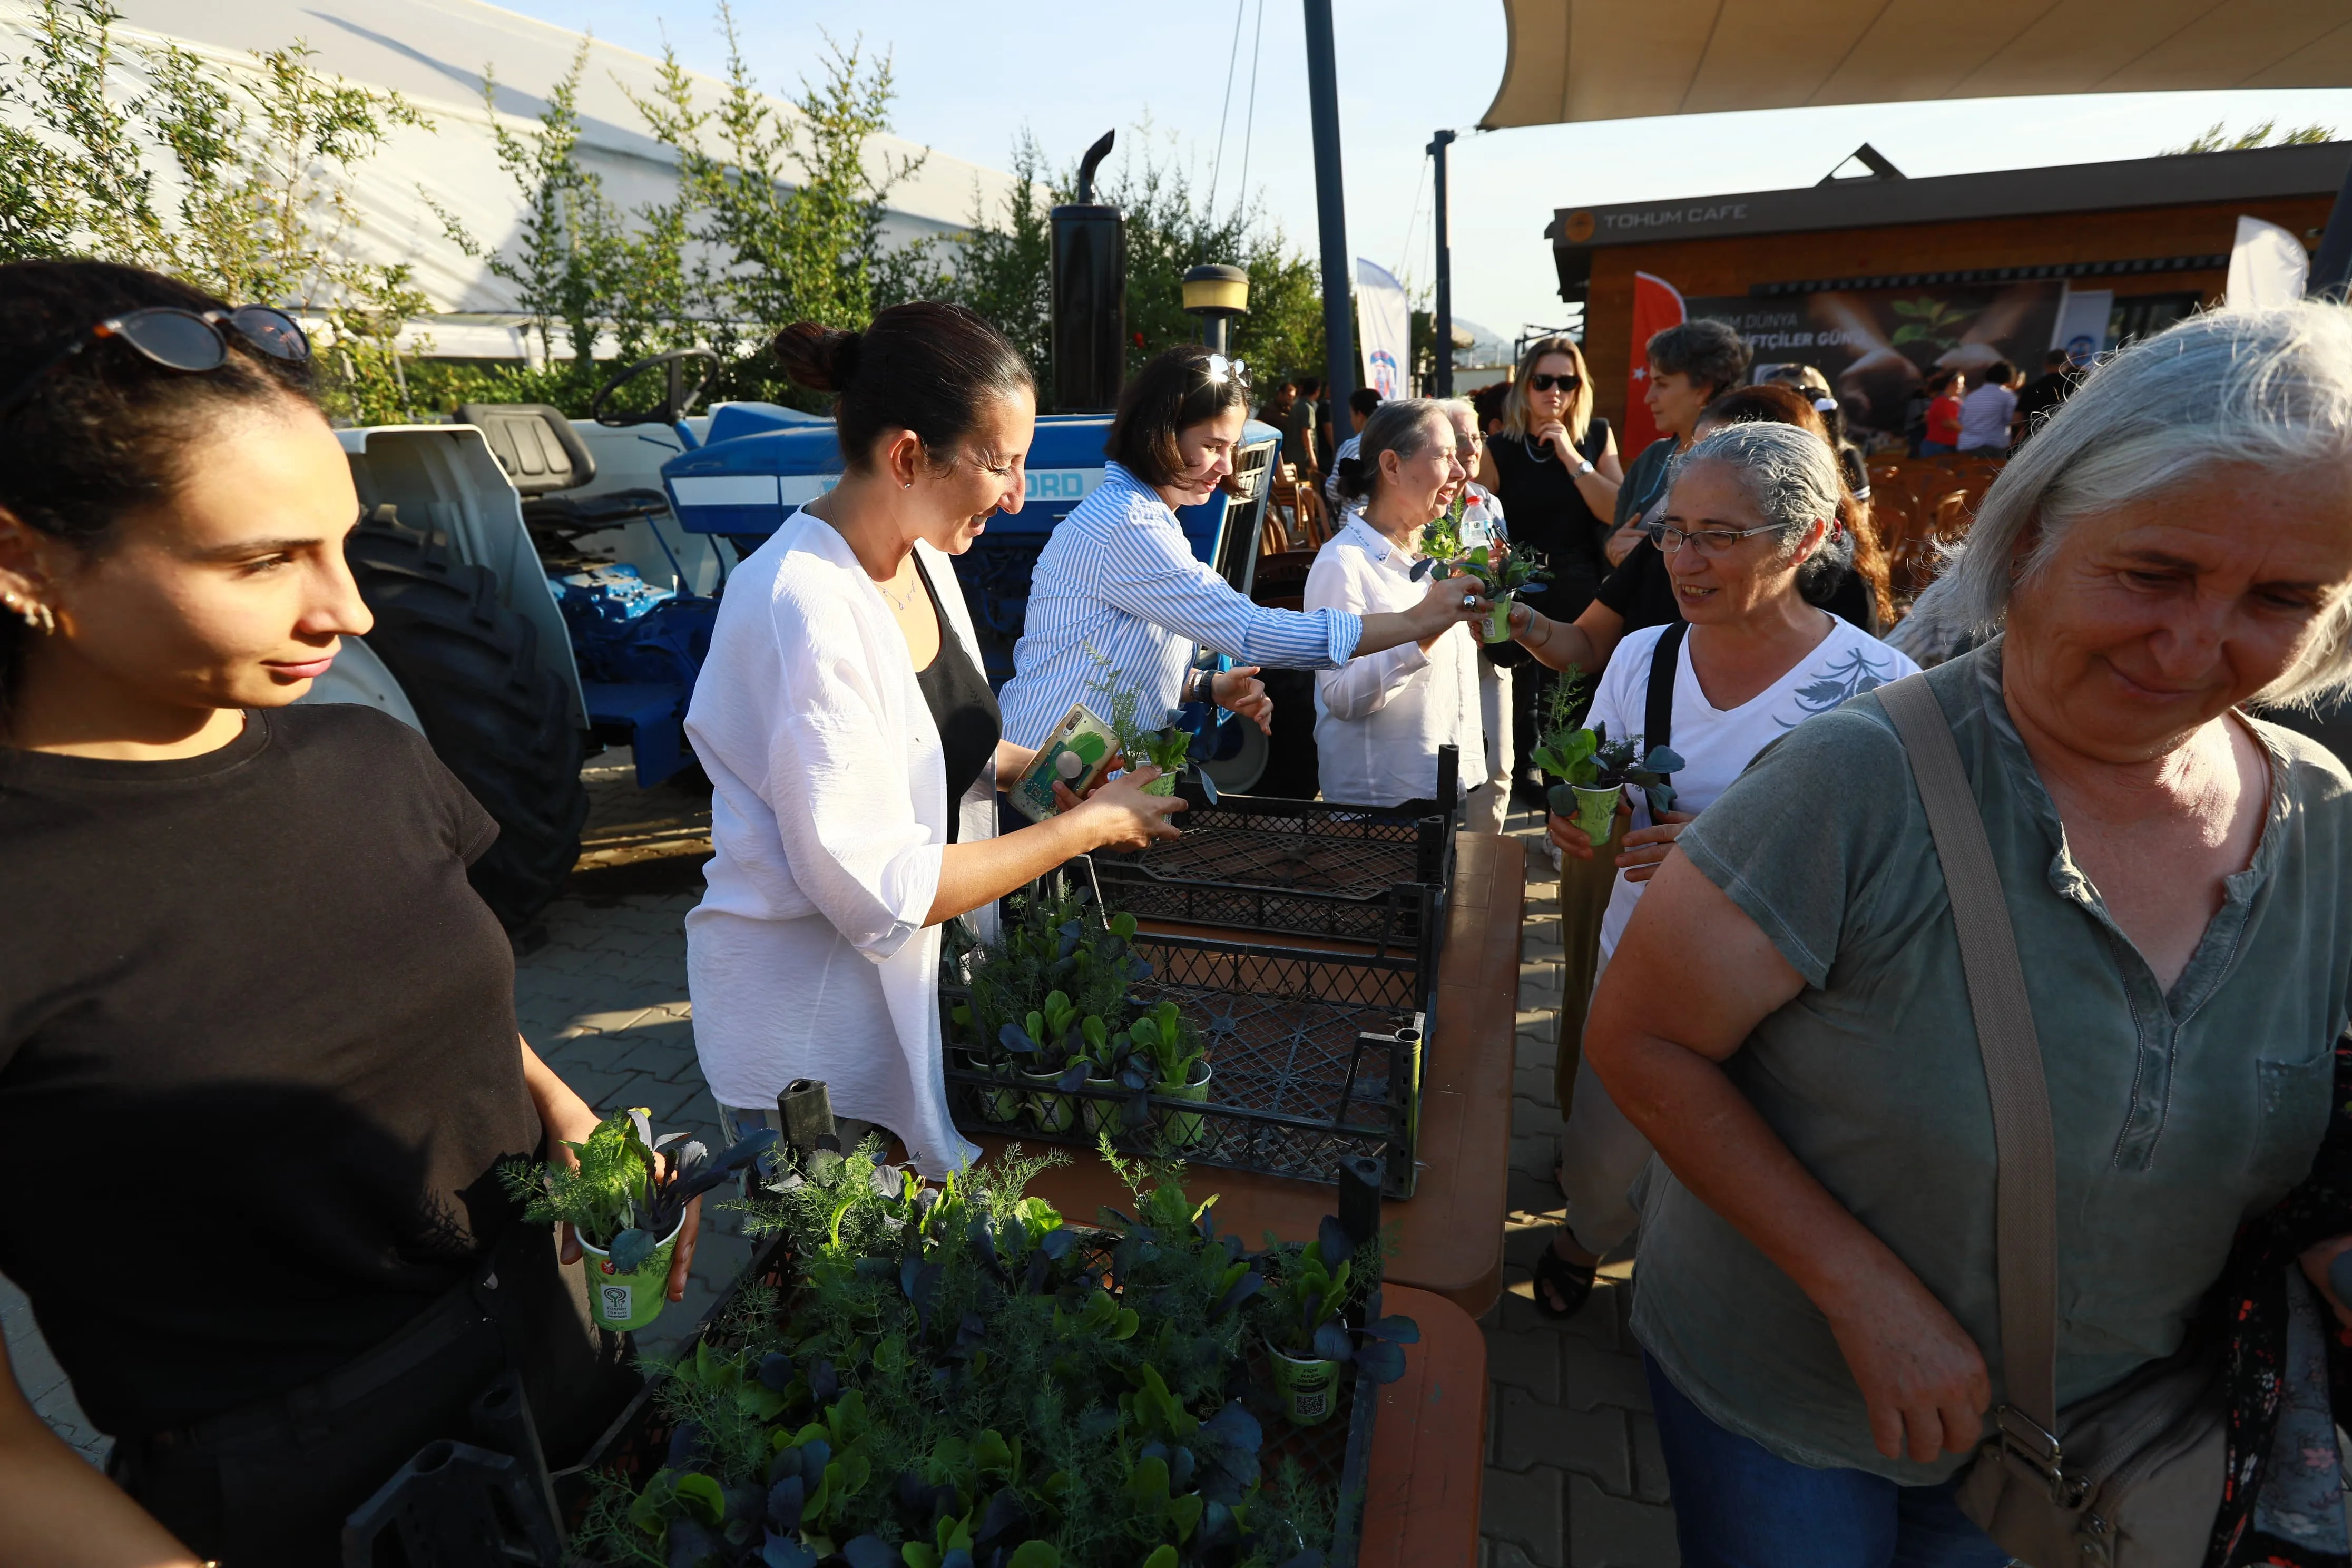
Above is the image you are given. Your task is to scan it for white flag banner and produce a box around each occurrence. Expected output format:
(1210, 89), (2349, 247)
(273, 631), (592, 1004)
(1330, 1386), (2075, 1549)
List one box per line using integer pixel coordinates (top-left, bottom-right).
(1355, 258), (1412, 399)
(2226, 215), (2309, 309)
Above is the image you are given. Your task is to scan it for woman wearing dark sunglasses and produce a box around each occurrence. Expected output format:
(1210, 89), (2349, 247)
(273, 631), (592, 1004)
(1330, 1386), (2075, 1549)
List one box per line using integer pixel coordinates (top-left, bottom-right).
(0, 261), (658, 1563)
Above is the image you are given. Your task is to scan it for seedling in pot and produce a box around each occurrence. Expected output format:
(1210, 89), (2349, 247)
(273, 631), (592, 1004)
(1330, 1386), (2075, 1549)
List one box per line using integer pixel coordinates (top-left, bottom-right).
(501, 1108), (776, 1330)
(1528, 671), (1682, 848)
(1255, 1215), (1418, 1425)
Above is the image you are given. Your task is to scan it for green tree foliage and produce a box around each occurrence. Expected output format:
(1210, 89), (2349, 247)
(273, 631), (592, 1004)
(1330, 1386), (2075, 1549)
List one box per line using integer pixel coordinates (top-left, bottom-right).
(0, 0), (434, 424)
(2163, 119), (2335, 155)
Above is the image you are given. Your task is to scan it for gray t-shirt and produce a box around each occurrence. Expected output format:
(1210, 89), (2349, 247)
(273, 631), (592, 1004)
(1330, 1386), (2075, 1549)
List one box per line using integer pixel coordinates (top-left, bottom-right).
(1633, 640), (2352, 1482)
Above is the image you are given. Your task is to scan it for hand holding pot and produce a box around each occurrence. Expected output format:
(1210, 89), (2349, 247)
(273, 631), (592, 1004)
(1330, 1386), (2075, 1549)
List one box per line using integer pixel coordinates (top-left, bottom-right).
(1549, 797), (1630, 861)
(553, 1135), (704, 1305)
(1069, 766), (1187, 850)
(1410, 569), (1488, 650)
(1615, 810), (1696, 883)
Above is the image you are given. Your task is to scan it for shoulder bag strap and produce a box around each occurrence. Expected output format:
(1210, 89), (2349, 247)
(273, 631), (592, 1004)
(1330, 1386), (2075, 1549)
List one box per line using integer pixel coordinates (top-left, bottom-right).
(1877, 674), (2060, 1438)
(1644, 621), (1689, 759)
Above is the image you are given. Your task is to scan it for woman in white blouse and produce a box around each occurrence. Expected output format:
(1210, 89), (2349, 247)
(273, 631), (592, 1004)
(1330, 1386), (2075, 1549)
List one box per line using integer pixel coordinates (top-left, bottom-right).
(1304, 399), (1485, 810)
(684, 305), (1184, 1177)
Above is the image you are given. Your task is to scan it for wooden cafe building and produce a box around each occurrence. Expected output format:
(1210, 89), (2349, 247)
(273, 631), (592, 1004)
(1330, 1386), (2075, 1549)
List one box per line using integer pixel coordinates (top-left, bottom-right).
(1548, 138), (2352, 450)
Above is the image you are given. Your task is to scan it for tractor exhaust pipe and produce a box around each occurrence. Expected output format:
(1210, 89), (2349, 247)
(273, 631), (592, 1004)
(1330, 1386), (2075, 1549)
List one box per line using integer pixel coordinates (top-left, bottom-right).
(1052, 130), (1126, 413)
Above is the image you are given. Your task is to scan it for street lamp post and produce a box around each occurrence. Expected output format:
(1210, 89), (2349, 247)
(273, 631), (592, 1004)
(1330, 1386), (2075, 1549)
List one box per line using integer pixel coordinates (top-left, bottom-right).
(1302, 0), (1355, 411)
(1429, 129), (1456, 396)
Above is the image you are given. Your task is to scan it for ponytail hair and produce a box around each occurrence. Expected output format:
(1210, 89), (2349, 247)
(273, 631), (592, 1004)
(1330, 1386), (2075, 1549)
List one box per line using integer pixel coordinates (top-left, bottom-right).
(772, 301), (1033, 474)
(1334, 398), (1451, 504)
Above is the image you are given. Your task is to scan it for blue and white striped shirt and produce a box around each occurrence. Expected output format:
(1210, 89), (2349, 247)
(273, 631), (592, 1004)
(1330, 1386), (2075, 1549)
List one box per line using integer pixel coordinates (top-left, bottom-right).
(997, 462), (1364, 747)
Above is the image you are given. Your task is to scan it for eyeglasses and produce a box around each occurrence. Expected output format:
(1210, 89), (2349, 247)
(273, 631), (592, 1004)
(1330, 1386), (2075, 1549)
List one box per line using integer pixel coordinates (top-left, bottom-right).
(1527, 373), (1580, 393)
(1202, 352), (1249, 388)
(0, 306), (312, 414)
(1645, 520), (1788, 555)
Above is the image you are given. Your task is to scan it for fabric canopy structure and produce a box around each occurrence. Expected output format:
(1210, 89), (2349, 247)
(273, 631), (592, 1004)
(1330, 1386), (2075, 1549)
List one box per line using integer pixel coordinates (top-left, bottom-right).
(1480, 0), (2352, 128)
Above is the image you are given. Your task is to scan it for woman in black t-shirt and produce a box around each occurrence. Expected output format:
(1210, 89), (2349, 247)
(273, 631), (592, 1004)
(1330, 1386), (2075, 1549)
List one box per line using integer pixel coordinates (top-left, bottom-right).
(0, 263), (675, 1564)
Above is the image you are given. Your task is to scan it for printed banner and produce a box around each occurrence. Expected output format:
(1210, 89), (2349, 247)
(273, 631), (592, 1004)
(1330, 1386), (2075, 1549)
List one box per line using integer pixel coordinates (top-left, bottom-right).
(1356, 258), (1412, 399)
(1623, 271), (1687, 455)
(1684, 281), (2064, 444)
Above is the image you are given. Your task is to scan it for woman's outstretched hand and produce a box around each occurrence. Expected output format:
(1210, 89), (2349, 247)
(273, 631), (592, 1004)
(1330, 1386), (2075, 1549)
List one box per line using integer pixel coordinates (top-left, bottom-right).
(1412, 570), (1489, 649)
(1064, 766), (1187, 850)
(1213, 665), (1273, 734)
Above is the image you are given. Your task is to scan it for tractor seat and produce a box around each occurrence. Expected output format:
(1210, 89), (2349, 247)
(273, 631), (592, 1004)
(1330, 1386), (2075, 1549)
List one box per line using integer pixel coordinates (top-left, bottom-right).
(521, 489), (671, 533)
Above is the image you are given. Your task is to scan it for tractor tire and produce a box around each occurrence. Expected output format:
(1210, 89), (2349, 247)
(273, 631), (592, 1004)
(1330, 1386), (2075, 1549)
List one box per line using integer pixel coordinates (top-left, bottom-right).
(1252, 667), (1322, 800)
(346, 505), (588, 930)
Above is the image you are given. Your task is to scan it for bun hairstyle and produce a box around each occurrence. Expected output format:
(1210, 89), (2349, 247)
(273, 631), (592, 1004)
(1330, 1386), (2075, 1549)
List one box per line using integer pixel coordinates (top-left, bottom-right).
(1106, 344), (1255, 492)
(1334, 397), (1449, 504)
(772, 301), (1033, 475)
(0, 259), (320, 721)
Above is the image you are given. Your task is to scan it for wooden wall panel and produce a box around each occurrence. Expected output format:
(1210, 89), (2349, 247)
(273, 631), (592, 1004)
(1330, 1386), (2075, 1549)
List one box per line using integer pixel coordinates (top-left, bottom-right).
(1579, 194), (2333, 427)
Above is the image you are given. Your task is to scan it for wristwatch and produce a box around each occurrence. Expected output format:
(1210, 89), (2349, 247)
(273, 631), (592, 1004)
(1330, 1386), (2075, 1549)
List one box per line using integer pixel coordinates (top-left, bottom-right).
(1573, 457), (1596, 477)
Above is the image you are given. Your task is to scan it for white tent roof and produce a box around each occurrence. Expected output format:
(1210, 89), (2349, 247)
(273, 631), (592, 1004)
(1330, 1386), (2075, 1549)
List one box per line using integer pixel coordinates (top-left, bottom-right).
(9, 0), (1023, 348)
(1481, 0), (2352, 128)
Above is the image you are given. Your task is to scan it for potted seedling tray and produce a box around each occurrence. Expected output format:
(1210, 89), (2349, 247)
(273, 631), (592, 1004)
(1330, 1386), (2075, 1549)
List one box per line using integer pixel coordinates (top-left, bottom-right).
(555, 1211), (1379, 1565)
(948, 928), (1431, 1199)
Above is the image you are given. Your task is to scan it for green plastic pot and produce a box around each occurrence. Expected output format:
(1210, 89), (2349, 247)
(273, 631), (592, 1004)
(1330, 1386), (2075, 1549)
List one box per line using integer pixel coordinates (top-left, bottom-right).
(576, 1214), (685, 1334)
(1562, 783), (1620, 847)
(1265, 1338), (1342, 1426)
(1022, 1068), (1079, 1134)
(1142, 767), (1181, 797)
(1155, 1060), (1214, 1150)
(1484, 592), (1515, 643)
(974, 1062), (1025, 1125)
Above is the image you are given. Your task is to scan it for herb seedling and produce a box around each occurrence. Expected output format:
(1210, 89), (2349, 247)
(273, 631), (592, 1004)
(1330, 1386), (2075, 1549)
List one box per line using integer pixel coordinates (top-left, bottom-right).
(502, 1108), (776, 1272)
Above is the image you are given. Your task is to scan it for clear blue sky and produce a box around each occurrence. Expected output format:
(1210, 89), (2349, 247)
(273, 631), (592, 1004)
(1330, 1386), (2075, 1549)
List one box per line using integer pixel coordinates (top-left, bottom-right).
(489, 0), (2352, 345)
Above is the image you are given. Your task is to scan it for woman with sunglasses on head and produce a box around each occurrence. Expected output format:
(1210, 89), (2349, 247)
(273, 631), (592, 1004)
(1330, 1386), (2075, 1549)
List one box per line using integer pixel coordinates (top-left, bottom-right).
(0, 261), (662, 1563)
(998, 345), (1487, 766)
(1523, 422), (1917, 1321)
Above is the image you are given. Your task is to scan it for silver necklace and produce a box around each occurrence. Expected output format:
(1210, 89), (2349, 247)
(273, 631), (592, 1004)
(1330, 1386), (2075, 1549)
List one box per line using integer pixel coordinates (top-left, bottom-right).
(878, 569), (921, 613)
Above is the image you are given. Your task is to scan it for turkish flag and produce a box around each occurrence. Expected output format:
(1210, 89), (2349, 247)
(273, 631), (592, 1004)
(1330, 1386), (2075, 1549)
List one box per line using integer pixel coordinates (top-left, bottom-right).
(1621, 271), (1687, 458)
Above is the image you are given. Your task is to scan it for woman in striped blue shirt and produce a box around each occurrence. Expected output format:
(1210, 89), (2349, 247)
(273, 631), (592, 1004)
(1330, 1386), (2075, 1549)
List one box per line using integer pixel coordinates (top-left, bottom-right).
(998, 345), (1486, 750)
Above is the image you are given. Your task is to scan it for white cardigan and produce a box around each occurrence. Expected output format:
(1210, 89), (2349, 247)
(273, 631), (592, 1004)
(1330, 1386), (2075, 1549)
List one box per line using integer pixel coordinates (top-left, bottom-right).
(683, 510), (997, 1175)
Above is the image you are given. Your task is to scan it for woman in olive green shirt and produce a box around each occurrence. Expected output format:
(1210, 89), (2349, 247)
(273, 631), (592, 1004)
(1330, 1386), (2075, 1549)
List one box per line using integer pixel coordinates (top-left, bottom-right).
(1585, 301), (2352, 1562)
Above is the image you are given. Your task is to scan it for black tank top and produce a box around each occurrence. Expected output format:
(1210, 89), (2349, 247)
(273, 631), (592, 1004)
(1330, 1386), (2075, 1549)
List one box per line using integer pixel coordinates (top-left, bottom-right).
(913, 565), (999, 844)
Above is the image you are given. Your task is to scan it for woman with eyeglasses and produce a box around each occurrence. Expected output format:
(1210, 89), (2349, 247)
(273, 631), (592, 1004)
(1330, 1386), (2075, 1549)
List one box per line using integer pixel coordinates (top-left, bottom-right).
(0, 261), (661, 1562)
(1522, 422), (1917, 1322)
(998, 344), (1487, 770)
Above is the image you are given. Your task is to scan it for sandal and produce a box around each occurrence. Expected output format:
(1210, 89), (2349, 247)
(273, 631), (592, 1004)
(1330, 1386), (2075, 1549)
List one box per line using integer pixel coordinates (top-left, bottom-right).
(1531, 1233), (1598, 1320)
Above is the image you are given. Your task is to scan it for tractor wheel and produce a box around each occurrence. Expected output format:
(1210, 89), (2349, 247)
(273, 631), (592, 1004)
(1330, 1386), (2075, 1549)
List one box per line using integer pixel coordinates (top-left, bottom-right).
(1251, 667), (1322, 800)
(346, 505), (588, 930)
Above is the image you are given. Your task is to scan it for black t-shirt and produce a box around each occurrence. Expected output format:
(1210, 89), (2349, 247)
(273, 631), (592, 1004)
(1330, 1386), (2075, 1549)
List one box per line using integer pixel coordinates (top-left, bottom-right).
(915, 569), (1001, 844)
(1595, 536), (1881, 637)
(0, 705), (542, 1434)
(1488, 418), (1615, 613)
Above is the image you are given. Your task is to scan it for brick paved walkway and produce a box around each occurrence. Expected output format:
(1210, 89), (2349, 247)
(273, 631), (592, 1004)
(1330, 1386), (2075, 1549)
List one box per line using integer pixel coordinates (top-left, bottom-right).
(5, 762), (1683, 1564)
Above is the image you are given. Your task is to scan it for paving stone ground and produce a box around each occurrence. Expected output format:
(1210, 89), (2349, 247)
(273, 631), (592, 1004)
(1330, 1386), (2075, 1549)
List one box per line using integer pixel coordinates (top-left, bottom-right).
(5, 759), (1682, 1564)
(1483, 808), (1678, 1568)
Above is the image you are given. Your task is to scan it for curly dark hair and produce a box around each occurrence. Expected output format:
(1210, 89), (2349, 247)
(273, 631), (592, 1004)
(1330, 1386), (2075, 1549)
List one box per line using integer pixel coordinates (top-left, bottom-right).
(0, 259), (320, 716)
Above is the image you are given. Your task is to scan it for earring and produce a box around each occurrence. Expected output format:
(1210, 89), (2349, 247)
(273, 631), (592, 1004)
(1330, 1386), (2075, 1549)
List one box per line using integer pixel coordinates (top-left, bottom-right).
(904, 480), (913, 489)
(35, 602), (54, 634)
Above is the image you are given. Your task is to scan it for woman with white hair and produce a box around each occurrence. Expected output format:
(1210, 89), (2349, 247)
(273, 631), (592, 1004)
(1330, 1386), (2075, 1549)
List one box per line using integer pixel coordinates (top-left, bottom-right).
(1583, 301), (2352, 1562)
(1527, 421), (1917, 1322)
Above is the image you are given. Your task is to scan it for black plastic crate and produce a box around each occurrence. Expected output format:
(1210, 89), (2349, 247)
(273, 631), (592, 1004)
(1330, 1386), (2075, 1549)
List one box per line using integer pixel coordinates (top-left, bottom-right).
(946, 929), (1429, 1198)
(1087, 784), (1455, 987)
(557, 1232), (1378, 1565)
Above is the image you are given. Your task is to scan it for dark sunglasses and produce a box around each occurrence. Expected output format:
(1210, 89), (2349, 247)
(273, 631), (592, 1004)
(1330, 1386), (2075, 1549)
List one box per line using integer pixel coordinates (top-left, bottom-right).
(1527, 372), (1581, 393)
(1, 306), (311, 414)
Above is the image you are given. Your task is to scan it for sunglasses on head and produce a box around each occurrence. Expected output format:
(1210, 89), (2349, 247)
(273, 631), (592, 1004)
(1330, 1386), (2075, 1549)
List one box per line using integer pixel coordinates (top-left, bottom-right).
(1527, 372), (1580, 393)
(1, 306), (312, 414)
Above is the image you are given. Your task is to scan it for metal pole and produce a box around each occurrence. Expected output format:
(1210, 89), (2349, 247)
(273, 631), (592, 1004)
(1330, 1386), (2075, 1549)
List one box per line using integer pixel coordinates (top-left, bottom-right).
(1429, 129), (1456, 397)
(1302, 0), (1355, 412)
(2308, 148), (2352, 300)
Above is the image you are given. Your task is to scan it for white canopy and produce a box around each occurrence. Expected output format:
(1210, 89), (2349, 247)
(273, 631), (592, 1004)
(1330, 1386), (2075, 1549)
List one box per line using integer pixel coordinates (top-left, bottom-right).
(1481, 0), (2352, 129)
(4, 0), (1022, 351)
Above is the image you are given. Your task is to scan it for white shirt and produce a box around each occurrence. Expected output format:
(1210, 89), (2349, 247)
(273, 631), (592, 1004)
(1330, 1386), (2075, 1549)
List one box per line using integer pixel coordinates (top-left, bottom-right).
(997, 463), (1361, 747)
(1304, 516), (1484, 808)
(1957, 384), (2017, 452)
(1586, 615), (1919, 959)
(683, 510), (999, 1176)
